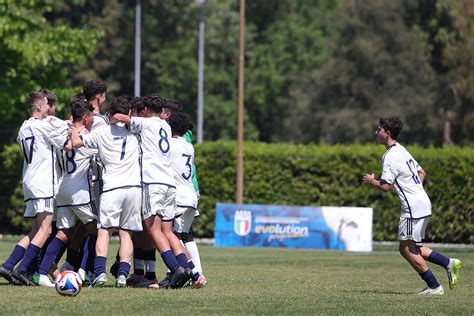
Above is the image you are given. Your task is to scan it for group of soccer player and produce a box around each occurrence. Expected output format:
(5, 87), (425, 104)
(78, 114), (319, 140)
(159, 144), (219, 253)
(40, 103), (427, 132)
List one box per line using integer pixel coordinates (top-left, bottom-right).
(0, 80), (207, 289)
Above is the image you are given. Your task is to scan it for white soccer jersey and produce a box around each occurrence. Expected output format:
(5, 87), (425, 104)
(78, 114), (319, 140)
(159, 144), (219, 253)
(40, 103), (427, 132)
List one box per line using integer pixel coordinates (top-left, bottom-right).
(91, 114), (108, 131)
(56, 126), (97, 207)
(380, 143), (432, 219)
(81, 123), (141, 192)
(130, 117), (175, 187)
(17, 118), (67, 201)
(46, 116), (69, 185)
(170, 137), (198, 209)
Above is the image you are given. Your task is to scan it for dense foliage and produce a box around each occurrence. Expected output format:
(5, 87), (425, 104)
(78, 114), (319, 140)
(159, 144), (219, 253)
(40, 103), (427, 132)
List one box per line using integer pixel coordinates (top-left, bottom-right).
(192, 142), (473, 243)
(1, 0), (473, 145)
(1, 142), (471, 243)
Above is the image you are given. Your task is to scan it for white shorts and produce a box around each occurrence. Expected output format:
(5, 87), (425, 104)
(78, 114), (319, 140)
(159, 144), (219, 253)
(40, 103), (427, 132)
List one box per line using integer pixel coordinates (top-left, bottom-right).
(173, 207), (198, 233)
(24, 198), (55, 218)
(56, 204), (96, 230)
(398, 217), (430, 243)
(98, 187), (143, 231)
(142, 184), (176, 221)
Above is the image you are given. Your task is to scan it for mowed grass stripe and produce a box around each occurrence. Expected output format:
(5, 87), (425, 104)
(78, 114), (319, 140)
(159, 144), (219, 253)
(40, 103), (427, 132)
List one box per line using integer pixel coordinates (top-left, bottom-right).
(0, 240), (472, 315)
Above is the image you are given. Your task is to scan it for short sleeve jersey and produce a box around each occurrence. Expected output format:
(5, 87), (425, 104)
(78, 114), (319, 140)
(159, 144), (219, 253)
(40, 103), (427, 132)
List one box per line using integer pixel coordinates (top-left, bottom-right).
(380, 143), (431, 219)
(17, 118), (67, 201)
(130, 117), (175, 187)
(170, 136), (198, 208)
(56, 126), (97, 207)
(81, 123), (140, 192)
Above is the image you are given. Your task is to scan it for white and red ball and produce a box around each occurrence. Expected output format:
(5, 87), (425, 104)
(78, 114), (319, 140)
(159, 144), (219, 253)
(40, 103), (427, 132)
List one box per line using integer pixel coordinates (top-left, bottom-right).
(55, 271), (83, 296)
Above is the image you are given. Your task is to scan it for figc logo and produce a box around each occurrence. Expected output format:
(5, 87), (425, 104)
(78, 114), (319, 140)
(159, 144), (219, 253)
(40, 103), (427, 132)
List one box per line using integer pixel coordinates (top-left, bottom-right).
(234, 210), (252, 236)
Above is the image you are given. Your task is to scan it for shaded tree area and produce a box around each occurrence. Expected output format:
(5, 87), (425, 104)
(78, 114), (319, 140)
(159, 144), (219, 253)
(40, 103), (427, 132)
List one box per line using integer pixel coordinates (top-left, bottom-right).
(1, 0), (473, 146)
(0, 0), (102, 142)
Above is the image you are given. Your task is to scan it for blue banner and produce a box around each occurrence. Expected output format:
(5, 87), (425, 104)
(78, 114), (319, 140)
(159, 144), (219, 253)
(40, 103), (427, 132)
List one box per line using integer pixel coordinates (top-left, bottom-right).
(214, 203), (373, 251)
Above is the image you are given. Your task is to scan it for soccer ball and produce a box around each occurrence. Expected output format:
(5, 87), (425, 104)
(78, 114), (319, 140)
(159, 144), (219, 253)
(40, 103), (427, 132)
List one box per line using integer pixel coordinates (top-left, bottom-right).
(55, 271), (83, 296)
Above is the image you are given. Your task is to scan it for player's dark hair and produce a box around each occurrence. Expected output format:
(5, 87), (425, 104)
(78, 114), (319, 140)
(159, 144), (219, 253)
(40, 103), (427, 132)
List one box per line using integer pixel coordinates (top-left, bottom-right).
(131, 96), (145, 114)
(39, 88), (57, 105)
(26, 91), (46, 112)
(83, 79), (107, 101)
(168, 112), (192, 136)
(379, 117), (403, 140)
(70, 92), (88, 104)
(143, 94), (163, 114)
(70, 98), (93, 122)
(163, 98), (183, 113)
(109, 95), (131, 115)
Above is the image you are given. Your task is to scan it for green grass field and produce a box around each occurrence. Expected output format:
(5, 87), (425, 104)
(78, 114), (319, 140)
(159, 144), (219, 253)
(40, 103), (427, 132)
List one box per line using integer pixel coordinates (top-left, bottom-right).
(0, 239), (472, 315)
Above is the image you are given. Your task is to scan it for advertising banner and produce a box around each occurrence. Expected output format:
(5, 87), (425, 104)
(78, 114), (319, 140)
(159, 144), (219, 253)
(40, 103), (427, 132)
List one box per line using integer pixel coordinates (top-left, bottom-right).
(214, 203), (373, 252)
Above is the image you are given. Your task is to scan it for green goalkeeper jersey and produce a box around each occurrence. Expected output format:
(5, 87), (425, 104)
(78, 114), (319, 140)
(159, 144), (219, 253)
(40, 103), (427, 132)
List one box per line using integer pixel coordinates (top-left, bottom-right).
(184, 130), (200, 193)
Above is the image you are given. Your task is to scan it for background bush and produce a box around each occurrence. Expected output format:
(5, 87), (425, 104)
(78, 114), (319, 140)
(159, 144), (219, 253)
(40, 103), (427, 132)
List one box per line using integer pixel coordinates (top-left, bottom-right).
(193, 142), (473, 243)
(1, 142), (472, 243)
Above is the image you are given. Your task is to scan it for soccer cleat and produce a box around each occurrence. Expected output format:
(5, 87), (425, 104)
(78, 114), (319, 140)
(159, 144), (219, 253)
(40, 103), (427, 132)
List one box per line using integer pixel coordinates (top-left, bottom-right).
(447, 258), (461, 290)
(0, 264), (20, 285)
(193, 274), (207, 289)
(36, 274), (55, 287)
(90, 273), (107, 288)
(158, 272), (171, 289)
(418, 285), (444, 296)
(12, 269), (37, 286)
(126, 274), (145, 288)
(115, 275), (127, 288)
(168, 266), (187, 289)
(109, 261), (119, 278)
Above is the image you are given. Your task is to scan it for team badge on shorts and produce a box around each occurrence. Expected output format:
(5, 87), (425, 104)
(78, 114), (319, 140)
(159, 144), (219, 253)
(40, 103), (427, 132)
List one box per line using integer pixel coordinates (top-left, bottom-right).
(234, 210), (252, 236)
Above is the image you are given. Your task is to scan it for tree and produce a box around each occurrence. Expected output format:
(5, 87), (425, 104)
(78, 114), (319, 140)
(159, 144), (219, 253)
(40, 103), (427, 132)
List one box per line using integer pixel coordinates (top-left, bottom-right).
(287, 0), (438, 145)
(0, 0), (102, 139)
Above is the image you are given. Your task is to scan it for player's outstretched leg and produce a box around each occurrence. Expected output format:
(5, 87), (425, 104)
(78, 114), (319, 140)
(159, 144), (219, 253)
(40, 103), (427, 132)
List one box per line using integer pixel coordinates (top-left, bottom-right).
(419, 246), (462, 291)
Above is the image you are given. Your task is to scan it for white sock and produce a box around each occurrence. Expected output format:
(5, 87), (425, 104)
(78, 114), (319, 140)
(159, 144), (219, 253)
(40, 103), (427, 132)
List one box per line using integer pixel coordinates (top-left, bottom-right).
(185, 241), (202, 274)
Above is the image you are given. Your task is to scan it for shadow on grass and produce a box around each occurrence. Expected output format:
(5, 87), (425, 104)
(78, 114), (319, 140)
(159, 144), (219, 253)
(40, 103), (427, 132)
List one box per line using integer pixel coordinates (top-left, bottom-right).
(349, 289), (408, 295)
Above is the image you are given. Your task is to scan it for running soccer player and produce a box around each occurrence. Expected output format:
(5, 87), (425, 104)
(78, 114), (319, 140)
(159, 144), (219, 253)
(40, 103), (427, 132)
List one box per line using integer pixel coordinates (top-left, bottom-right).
(363, 117), (462, 295)
(36, 98), (98, 287)
(0, 92), (67, 286)
(70, 95), (142, 288)
(110, 94), (189, 288)
(168, 111), (207, 288)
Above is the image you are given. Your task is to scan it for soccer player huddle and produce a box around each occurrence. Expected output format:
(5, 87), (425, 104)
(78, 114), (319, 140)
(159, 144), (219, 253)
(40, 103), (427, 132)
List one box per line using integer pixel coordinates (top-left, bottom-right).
(0, 80), (207, 289)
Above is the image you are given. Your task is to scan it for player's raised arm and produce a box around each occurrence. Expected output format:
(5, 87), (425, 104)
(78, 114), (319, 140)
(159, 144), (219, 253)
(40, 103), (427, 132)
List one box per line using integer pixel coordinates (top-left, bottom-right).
(109, 113), (131, 125)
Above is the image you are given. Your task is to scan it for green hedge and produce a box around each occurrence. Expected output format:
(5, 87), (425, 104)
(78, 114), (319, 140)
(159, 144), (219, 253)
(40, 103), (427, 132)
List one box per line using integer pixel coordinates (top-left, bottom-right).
(1, 142), (472, 243)
(192, 142), (473, 243)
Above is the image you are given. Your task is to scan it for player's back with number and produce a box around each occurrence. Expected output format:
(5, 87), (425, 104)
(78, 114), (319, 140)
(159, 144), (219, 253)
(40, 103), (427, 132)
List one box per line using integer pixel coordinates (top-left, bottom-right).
(381, 143), (431, 218)
(83, 123), (140, 192)
(17, 117), (66, 200)
(170, 137), (197, 208)
(57, 126), (96, 206)
(131, 116), (174, 186)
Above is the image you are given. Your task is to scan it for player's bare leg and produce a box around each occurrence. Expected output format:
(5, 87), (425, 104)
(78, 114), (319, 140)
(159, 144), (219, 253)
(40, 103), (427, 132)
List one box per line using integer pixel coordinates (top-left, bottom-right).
(399, 240), (443, 295)
(144, 215), (185, 288)
(13, 213), (53, 285)
(115, 229), (134, 287)
(91, 228), (111, 287)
